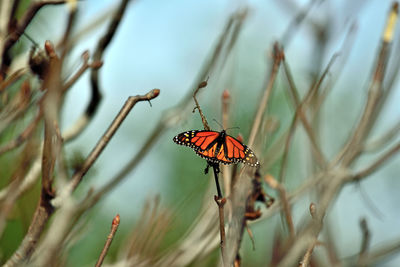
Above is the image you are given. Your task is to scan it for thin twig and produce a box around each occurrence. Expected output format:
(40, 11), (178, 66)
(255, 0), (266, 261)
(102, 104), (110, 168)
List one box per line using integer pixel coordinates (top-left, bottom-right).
(95, 214), (121, 267)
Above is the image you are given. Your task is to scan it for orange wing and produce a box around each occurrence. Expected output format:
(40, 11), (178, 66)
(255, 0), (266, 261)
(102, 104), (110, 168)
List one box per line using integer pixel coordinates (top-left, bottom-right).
(173, 130), (220, 151)
(224, 135), (259, 167)
(195, 143), (233, 164)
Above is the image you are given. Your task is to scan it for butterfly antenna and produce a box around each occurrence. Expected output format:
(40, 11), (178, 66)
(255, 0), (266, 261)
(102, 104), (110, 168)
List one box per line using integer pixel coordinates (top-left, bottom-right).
(226, 126), (240, 131)
(212, 119), (224, 130)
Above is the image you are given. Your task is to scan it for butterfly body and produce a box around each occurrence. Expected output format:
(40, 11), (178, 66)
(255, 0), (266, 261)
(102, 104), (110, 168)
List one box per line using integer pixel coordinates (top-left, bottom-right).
(173, 130), (259, 167)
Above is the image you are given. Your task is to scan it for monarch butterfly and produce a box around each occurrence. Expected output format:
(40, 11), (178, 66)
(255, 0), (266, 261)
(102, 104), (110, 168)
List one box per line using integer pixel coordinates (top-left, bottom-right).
(173, 130), (259, 167)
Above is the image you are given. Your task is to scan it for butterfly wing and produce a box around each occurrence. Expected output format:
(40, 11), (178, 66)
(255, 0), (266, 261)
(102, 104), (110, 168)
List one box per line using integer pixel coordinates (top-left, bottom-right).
(173, 130), (220, 151)
(225, 135), (259, 167)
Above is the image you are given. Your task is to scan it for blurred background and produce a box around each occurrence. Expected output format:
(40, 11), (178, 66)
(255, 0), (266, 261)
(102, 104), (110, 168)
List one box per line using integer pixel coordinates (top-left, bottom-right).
(1, 0), (400, 266)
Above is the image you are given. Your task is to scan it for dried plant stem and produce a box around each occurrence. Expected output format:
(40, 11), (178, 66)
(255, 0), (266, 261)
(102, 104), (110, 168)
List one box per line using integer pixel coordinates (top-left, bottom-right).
(95, 214), (121, 267)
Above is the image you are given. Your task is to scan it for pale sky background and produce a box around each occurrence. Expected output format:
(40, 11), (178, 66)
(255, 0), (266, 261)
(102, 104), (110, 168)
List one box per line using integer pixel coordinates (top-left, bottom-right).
(28, 0), (400, 265)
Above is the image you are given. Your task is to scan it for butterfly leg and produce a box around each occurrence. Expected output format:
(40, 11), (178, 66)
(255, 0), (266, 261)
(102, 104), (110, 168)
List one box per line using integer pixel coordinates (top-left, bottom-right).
(204, 161), (213, 174)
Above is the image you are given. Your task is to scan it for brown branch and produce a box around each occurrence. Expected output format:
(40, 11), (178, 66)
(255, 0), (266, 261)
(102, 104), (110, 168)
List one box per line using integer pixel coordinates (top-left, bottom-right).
(95, 214), (121, 267)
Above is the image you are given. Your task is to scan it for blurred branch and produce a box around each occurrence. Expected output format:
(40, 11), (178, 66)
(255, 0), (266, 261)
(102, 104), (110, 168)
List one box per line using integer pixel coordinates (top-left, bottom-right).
(0, 0), (66, 77)
(248, 42), (283, 148)
(281, 0), (321, 46)
(88, 0), (131, 117)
